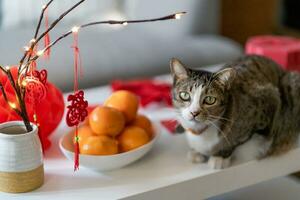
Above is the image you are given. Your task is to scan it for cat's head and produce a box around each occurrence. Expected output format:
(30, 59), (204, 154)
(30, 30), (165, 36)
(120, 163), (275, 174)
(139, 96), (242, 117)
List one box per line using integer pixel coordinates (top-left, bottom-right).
(170, 58), (235, 132)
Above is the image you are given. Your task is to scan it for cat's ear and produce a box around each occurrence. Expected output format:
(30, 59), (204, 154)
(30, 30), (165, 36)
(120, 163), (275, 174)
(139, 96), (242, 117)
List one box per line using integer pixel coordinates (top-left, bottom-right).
(213, 68), (236, 88)
(170, 58), (189, 80)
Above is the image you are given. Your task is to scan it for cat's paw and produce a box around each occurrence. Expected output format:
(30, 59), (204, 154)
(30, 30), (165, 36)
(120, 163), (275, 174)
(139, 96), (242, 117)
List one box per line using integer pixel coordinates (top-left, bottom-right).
(187, 150), (206, 163)
(208, 156), (231, 169)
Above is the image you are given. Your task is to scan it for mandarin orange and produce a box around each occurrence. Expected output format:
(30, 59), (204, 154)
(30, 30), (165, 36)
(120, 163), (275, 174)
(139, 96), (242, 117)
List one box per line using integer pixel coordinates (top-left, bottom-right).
(80, 135), (118, 155)
(89, 106), (125, 137)
(73, 125), (95, 149)
(131, 115), (153, 138)
(104, 90), (139, 123)
(118, 126), (150, 152)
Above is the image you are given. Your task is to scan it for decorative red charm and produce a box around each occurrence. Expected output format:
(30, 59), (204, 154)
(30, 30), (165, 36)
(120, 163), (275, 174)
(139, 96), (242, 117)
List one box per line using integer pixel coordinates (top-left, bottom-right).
(66, 90), (88, 127)
(68, 30), (86, 171)
(23, 69), (48, 103)
(67, 90), (88, 171)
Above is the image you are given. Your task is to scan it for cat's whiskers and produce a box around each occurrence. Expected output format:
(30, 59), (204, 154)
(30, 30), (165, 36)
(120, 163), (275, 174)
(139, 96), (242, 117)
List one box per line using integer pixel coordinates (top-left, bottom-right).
(207, 119), (231, 145)
(208, 114), (233, 123)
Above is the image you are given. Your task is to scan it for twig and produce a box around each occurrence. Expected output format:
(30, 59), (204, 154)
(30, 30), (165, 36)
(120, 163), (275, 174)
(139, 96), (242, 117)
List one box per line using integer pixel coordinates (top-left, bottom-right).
(34, 0), (55, 39)
(19, 0), (85, 75)
(0, 83), (23, 117)
(2, 67), (32, 132)
(18, 0), (54, 75)
(23, 12), (186, 67)
(0, 83), (8, 102)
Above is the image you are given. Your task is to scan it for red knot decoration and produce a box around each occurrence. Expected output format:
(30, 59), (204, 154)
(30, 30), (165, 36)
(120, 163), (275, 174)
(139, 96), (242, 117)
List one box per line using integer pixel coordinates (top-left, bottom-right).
(66, 30), (87, 171)
(66, 90), (88, 127)
(66, 90), (88, 171)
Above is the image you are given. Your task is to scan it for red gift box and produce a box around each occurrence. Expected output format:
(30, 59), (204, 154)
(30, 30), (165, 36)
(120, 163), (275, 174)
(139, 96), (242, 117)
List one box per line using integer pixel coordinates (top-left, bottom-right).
(246, 35), (300, 72)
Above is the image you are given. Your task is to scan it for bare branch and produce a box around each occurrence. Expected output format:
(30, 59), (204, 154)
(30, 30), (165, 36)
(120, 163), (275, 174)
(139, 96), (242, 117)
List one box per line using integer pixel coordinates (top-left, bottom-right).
(0, 83), (8, 102)
(34, 0), (55, 39)
(23, 12), (186, 67)
(0, 82), (23, 118)
(18, 0), (86, 74)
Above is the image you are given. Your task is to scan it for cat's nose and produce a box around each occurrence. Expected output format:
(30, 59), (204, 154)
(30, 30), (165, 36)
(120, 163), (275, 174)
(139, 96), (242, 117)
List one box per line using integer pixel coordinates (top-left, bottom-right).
(190, 111), (200, 117)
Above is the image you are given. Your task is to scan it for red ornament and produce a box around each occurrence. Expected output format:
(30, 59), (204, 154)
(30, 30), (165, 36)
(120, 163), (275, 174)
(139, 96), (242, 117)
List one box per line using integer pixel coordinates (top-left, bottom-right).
(68, 30), (86, 171)
(0, 66), (64, 151)
(66, 90), (88, 127)
(22, 69), (48, 104)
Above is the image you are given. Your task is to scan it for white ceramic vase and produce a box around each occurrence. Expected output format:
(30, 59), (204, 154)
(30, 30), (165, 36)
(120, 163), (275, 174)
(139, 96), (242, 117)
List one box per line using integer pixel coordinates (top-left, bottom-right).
(0, 121), (44, 193)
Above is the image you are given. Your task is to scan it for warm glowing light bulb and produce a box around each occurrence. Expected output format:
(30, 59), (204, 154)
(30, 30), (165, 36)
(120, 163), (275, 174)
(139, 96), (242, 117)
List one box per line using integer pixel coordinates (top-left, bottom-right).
(33, 114), (37, 121)
(175, 12), (185, 20)
(72, 26), (80, 33)
(30, 39), (36, 44)
(37, 50), (44, 56)
(42, 4), (46, 9)
(24, 46), (30, 51)
(122, 22), (128, 26)
(8, 102), (17, 109)
(5, 66), (10, 71)
(21, 80), (27, 87)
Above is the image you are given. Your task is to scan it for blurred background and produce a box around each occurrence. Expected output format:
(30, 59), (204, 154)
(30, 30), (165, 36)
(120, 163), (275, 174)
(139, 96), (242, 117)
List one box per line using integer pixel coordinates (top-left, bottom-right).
(0, 0), (297, 91)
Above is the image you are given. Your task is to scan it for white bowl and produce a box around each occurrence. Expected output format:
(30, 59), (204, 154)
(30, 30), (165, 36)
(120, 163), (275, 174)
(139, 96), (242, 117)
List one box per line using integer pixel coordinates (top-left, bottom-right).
(59, 124), (159, 171)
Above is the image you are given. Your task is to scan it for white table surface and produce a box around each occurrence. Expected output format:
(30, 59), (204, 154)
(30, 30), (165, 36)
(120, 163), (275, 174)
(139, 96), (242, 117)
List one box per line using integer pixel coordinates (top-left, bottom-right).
(2, 72), (300, 200)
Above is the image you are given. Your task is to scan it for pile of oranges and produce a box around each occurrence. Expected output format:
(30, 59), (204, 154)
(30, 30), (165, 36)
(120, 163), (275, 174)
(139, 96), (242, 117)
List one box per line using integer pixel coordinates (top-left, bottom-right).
(74, 90), (153, 156)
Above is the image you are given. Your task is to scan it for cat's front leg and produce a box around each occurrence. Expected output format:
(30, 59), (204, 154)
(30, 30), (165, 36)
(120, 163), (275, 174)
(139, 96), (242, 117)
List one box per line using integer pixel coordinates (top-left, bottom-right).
(208, 156), (231, 169)
(187, 148), (206, 163)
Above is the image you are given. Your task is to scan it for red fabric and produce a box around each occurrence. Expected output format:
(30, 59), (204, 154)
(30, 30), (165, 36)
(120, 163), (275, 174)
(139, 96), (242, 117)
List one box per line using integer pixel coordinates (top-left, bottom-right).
(0, 67), (64, 151)
(245, 35), (300, 71)
(160, 119), (178, 134)
(111, 79), (172, 107)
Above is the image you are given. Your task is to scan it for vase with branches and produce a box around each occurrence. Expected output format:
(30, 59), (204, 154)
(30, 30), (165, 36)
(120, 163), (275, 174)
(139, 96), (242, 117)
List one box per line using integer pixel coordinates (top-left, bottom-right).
(0, 0), (185, 175)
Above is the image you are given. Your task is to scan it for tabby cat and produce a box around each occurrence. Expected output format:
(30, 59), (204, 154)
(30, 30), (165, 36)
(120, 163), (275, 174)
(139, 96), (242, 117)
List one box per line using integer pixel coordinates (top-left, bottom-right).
(170, 55), (300, 169)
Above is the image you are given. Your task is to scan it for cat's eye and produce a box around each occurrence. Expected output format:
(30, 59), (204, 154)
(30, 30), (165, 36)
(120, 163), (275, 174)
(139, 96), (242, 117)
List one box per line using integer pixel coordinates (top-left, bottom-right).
(179, 91), (190, 101)
(204, 96), (216, 105)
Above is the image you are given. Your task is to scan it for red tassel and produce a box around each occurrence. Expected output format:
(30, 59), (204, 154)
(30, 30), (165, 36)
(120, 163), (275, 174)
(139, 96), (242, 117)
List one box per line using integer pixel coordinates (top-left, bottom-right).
(44, 7), (51, 59)
(74, 126), (80, 171)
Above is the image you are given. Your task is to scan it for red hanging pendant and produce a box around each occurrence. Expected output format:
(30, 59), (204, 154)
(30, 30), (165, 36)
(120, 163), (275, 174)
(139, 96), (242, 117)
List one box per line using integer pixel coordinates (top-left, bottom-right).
(22, 68), (48, 151)
(66, 90), (88, 127)
(23, 69), (48, 104)
(66, 30), (88, 171)
(44, 7), (51, 59)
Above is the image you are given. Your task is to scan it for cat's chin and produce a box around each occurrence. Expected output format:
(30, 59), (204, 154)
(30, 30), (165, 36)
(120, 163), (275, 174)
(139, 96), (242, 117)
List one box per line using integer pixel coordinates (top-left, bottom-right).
(178, 116), (208, 132)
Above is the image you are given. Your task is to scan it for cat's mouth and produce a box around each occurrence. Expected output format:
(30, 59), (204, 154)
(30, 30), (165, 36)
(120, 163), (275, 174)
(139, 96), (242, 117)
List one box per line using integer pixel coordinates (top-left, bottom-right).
(187, 125), (210, 135)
